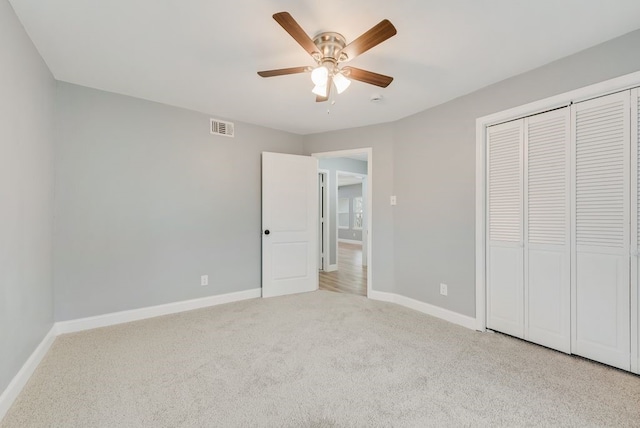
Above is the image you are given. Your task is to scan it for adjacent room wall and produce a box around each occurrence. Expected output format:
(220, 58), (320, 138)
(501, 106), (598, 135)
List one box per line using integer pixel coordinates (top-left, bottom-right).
(306, 125), (394, 292)
(0, 0), (55, 393)
(338, 183), (363, 242)
(393, 28), (640, 317)
(53, 83), (304, 321)
(317, 158), (367, 266)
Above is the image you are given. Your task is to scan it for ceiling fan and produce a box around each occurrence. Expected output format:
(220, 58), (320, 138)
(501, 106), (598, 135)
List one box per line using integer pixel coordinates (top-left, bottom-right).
(257, 12), (397, 102)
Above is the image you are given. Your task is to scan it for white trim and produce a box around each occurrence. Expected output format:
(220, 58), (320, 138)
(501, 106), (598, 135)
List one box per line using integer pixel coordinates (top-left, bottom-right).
(338, 238), (362, 245)
(475, 70), (640, 332)
(369, 291), (477, 330)
(475, 120), (487, 331)
(326, 264), (338, 272)
(56, 289), (261, 334)
(0, 325), (57, 421)
(368, 290), (395, 303)
(312, 148), (373, 297)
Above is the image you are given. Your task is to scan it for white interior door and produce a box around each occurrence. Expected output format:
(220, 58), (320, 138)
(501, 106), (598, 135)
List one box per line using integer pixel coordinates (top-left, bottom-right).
(262, 152), (318, 298)
(572, 91), (631, 370)
(631, 87), (640, 374)
(524, 108), (571, 353)
(487, 119), (525, 338)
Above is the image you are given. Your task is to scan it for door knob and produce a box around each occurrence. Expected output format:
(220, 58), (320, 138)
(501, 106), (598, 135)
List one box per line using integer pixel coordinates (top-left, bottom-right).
(264, 230), (270, 235)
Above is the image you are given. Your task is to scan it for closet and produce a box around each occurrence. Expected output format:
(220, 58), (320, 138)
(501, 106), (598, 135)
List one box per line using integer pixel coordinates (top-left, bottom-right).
(486, 88), (640, 374)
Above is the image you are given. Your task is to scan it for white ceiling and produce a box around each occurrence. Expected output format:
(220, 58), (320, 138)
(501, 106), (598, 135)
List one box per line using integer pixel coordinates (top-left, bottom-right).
(9, 0), (640, 135)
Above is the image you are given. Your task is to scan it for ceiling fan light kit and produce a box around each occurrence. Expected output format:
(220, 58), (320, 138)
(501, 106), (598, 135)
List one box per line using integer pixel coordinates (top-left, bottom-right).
(257, 12), (396, 103)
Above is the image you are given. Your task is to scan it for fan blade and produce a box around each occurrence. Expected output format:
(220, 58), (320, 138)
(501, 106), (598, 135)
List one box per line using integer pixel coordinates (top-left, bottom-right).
(341, 19), (397, 61)
(273, 12), (319, 56)
(257, 67), (310, 78)
(343, 67), (393, 88)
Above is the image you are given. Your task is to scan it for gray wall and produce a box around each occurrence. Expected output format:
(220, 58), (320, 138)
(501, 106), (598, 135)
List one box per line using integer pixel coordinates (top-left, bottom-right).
(0, 0), (55, 393)
(317, 158), (368, 266)
(53, 83), (303, 321)
(393, 28), (640, 317)
(338, 184), (363, 242)
(307, 125), (394, 292)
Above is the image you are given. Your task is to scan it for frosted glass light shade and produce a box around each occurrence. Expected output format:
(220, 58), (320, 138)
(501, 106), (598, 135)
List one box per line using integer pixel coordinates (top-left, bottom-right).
(333, 72), (351, 94)
(311, 66), (329, 85)
(312, 84), (328, 97)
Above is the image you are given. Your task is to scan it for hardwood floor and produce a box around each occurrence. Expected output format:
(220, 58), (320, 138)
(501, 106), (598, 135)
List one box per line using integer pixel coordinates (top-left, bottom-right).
(319, 242), (367, 296)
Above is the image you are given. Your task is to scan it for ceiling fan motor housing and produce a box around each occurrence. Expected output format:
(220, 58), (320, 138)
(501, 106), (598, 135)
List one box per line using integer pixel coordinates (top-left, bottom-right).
(313, 32), (348, 64)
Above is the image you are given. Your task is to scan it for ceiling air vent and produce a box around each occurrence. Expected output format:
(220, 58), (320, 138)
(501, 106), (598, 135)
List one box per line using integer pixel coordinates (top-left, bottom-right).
(210, 118), (234, 137)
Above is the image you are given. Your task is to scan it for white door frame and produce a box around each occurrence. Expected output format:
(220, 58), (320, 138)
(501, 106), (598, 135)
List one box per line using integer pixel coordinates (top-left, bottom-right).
(318, 169), (330, 272)
(312, 148), (373, 297)
(476, 70), (640, 332)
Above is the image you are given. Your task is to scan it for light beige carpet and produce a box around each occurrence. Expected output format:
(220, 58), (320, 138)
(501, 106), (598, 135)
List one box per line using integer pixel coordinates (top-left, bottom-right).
(2, 290), (640, 427)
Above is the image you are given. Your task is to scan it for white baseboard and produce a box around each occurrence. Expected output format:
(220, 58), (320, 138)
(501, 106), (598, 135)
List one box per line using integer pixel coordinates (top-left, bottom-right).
(56, 288), (262, 334)
(338, 238), (362, 245)
(369, 291), (477, 330)
(0, 325), (57, 421)
(326, 264), (338, 272)
(368, 290), (395, 303)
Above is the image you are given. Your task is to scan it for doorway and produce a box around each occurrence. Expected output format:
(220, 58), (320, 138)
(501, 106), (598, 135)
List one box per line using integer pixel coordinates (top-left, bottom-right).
(312, 149), (372, 297)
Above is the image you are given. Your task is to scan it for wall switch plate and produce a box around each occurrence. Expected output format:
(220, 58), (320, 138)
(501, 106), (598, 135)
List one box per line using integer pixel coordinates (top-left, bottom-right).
(440, 283), (448, 296)
(390, 195), (397, 206)
(201, 275), (209, 286)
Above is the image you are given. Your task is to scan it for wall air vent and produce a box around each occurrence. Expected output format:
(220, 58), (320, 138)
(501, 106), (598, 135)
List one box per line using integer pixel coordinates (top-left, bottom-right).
(210, 118), (234, 137)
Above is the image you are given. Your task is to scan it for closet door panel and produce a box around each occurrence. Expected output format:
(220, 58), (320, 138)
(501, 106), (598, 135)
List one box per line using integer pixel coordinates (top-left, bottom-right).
(632, 87), (639, 374)
(524, 108), (571, 353)
(576, 253), (628, 365)
(572, 91), (630, 371)
(487, 120), (524, 338)
(489, 245), (524, 335)
(527, 250), (567, 340)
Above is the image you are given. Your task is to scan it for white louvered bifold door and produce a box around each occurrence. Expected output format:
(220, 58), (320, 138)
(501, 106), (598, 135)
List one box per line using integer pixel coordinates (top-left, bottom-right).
(487, 120), (524, 338)
(631, 87), (640, 375)
(572, 91), (631, 371)
(524, 108), (571, 353)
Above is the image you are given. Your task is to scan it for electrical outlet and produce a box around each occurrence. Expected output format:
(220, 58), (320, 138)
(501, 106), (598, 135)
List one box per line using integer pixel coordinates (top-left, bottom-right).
(440, 283), (448, 296)
(390, 195), (397, 206)
(201, 275), (208, 286)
